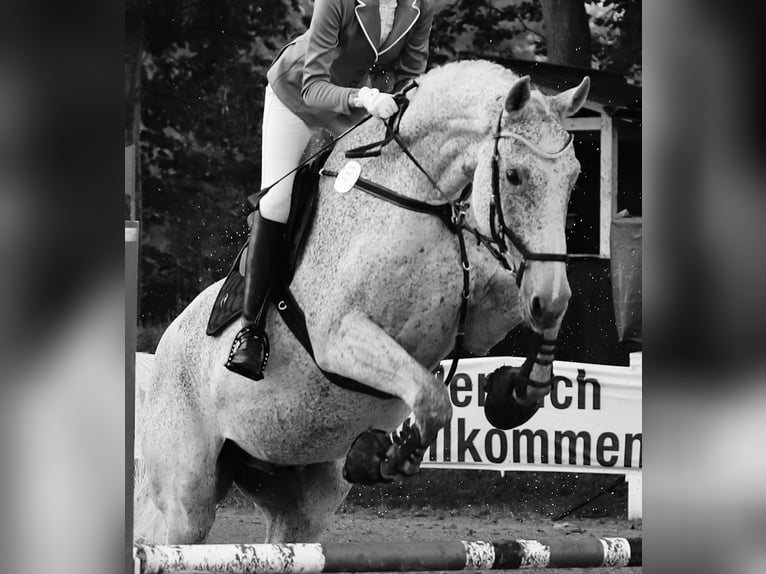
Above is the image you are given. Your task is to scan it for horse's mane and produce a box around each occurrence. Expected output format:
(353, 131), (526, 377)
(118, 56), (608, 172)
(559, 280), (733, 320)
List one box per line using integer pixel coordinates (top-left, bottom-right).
(409, 60), (521, 133)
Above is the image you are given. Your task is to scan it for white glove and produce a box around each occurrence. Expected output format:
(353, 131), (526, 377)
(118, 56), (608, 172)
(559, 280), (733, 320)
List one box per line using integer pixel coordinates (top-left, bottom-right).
(357, 87), (398, 120)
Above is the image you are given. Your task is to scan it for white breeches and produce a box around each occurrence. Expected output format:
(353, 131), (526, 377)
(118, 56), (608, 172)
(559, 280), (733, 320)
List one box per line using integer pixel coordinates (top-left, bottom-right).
(257, 84), (314, 223)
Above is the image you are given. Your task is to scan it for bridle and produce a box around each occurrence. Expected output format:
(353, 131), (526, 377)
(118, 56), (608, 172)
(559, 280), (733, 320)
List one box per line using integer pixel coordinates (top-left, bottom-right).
(488, 110), (573, 287)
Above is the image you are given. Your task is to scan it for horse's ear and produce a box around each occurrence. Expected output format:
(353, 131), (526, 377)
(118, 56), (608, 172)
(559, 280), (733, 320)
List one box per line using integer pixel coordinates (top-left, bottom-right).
(549, 76), (591, 118)
(505, 76), (531, 114)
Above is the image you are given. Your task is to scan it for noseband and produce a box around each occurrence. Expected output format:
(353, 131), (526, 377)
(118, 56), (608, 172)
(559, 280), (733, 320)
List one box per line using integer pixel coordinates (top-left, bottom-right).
(489, 110), (572, 286)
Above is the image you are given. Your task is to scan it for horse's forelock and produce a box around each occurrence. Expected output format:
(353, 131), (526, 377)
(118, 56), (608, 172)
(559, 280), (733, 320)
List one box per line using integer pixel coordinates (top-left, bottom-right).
(503, 91), (556, 127)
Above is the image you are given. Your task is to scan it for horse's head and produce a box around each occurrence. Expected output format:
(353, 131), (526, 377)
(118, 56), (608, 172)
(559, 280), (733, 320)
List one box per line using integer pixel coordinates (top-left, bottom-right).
(471, 75), (590, 334)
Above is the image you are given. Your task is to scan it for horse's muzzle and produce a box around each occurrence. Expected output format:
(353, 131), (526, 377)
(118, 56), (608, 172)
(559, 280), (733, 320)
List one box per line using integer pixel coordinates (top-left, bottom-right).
(522, 264), (571, 331)
(528, 293), (568, 330)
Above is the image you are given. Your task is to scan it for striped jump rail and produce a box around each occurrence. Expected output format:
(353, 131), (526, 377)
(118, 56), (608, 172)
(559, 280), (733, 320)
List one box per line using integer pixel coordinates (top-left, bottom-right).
(134, 536), (642, 573)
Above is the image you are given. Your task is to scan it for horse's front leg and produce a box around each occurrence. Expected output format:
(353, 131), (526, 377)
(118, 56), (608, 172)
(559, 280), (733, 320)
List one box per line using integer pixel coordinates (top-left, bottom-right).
(483, 327), (560, 430)
(523, 326), (560, 401)
(313, 310), (452, 482)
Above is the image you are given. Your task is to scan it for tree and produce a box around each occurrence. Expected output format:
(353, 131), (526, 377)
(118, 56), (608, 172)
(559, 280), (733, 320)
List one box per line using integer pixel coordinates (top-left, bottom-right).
(589, 0), (641, 82)
(430, 0), (640, 82)
(539, 0), (591, 67)
(429, 1), (544, 62)
(137, 0), (301, 322)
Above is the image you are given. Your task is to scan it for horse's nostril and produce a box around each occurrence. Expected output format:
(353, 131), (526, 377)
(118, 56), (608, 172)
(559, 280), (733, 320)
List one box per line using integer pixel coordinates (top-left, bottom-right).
(531, 296), (543, 319)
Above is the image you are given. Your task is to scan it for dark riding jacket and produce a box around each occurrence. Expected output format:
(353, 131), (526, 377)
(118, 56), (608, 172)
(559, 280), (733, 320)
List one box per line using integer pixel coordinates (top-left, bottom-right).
(267, 0), (434, 135)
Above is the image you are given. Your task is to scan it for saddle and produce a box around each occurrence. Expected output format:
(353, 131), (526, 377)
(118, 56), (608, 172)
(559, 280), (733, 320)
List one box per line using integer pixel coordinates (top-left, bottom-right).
(206, 145), (328, 337)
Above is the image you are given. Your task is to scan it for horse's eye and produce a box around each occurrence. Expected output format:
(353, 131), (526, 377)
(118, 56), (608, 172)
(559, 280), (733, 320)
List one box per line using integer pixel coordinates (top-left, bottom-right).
(506, 168), (522, 185)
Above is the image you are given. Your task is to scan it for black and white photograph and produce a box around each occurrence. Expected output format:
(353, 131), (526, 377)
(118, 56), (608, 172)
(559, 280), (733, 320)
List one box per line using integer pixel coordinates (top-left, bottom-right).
(7, 1), (766, 574)
(126, 1), (642, 572)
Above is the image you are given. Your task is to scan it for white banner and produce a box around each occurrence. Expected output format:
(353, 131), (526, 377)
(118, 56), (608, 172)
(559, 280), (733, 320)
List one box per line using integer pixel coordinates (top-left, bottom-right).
(135, 352), (642, 475)
(417, 356), (642, 475)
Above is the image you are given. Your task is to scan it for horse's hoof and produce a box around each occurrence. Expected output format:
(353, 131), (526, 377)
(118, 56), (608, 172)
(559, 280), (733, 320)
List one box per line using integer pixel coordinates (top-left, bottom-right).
(343, 423), (428, 484)
(482, 364), (541, 430)
(343, 430), (393, 485)
(483, 391), (540, 430)
(379, 421), (425, 481)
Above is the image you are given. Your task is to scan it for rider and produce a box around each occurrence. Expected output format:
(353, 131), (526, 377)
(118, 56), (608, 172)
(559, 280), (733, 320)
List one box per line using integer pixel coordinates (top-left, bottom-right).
(226, 0), (436, 380)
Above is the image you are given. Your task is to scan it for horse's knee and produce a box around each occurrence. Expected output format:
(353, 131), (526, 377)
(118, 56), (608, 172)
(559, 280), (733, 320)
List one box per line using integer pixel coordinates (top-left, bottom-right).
(312, 345), (333, 374)
(265, 512), (327, 544)
(163, 499), (217, 544)
(256, 462), (349, 543)
(310, 317), (344, 372)
(143, 450), (221, 544)
(311, 312), (379, 374)
(312, 334), (346, 376)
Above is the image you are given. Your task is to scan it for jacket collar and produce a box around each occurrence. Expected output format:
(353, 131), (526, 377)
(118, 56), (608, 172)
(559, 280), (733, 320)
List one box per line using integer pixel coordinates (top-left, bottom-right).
(354, 0), (381, 59)
(379, 0), (420, 55)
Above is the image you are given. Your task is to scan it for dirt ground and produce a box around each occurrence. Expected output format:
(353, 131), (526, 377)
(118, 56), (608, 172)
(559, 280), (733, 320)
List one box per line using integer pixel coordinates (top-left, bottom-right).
(206, 504), (642, 573)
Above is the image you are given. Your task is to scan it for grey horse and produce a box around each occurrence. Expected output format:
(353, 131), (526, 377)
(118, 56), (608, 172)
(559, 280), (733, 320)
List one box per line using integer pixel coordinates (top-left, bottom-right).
(137, 60), (590, 544)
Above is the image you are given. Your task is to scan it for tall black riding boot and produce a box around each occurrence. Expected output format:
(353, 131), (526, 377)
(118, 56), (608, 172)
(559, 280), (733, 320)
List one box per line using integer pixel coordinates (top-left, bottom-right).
(225, 212), (285, 380)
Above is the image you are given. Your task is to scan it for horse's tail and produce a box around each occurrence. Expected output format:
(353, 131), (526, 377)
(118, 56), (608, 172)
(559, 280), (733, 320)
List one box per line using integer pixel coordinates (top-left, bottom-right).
(133, 457), (168, 544)
(133, 352), (168, 544)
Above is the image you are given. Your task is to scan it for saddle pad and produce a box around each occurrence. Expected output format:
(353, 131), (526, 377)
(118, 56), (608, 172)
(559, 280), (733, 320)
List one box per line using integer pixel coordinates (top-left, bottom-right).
(205, 245), (246, 336)
(206, 149), (330, 337)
